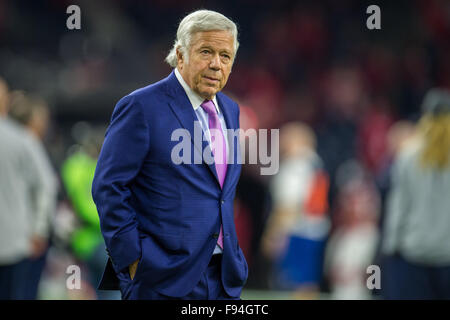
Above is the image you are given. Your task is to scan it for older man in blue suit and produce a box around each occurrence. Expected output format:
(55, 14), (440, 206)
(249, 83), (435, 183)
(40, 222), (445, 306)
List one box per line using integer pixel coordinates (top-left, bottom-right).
(92, 10), (248, 300)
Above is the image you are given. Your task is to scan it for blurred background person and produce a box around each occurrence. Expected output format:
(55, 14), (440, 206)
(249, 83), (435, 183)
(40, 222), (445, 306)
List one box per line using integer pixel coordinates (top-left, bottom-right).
(7, 91), (58, 300)
(381, 88), (450, 300)
(60, 122), (120, 300)
(0, 79), (54, 299)
(234, 103), (273, 290)
(261, 122), (330, 299)
(370, 119), (417, 286)
(323, 160), (380, 299)
(375, 120), (417, 227)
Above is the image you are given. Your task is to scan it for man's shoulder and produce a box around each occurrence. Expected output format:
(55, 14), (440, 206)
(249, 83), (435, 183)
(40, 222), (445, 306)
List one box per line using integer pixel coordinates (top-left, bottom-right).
(122, 75), (170, 104)
(109, 73), (176, 122)
(114, 72), (176, 109)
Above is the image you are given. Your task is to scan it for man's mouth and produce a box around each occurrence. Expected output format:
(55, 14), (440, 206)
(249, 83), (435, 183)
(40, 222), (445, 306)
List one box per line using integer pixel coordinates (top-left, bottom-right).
(203, 76), (220, 82)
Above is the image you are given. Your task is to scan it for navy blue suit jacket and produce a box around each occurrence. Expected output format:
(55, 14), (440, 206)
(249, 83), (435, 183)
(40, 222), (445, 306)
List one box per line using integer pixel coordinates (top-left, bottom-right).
(92, 70), (248, 298)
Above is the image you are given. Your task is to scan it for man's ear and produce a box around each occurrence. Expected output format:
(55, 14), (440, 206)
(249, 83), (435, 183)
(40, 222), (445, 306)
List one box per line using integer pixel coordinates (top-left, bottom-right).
(176, 47), (184, 70)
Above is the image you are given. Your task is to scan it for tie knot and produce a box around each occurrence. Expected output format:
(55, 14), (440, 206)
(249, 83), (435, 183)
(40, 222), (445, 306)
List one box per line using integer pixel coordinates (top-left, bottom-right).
(200, 100), (217, 116)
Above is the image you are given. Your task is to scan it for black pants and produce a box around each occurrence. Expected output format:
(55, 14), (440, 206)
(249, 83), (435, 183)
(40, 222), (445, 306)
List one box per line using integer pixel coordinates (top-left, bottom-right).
(121, 255), (240, 300)
(0, 258), (29, 300)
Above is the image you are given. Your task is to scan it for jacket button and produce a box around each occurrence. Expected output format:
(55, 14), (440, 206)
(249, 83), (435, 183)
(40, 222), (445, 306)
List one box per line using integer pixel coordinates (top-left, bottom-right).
(213, 233), (219, 239)
(221, 200), (225, 204)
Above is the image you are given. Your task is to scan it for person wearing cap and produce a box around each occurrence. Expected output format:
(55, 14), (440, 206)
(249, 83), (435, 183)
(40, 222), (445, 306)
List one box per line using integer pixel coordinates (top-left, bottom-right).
(381, 88), (450, 299)
(92, 10), (247, 300)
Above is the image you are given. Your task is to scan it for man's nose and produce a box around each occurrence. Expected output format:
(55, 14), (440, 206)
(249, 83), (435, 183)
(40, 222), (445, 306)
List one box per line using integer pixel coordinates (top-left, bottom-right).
(209, 54), (221, 70)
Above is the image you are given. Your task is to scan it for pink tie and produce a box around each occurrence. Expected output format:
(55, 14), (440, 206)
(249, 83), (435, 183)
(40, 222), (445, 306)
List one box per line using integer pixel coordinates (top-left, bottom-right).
(200, 100), (227, 249)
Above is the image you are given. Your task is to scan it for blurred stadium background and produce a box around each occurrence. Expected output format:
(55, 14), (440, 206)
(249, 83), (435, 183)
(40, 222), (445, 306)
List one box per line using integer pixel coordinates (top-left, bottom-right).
(0, 0), (449, 299)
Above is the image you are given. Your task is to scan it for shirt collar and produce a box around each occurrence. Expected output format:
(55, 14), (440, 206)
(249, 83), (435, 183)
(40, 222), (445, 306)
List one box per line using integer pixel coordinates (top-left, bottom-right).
(174, 68), (220, 113)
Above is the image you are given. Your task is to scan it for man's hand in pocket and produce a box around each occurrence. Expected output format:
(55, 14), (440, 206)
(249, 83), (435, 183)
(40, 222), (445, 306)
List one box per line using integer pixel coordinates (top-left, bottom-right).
(129, 259), (140, 280)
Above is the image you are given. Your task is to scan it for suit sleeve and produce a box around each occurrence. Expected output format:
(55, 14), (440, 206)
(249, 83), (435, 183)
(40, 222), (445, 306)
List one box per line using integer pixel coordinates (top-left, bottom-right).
(92, 95), (149, 272)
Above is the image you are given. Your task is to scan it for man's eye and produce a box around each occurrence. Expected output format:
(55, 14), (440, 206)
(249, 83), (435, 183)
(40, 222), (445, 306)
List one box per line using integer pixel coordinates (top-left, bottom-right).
(201, 50), (210, 54)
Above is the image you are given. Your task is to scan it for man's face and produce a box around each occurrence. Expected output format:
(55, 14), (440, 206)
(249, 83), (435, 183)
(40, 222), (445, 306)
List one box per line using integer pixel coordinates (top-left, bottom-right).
(177, 30), (235, 100)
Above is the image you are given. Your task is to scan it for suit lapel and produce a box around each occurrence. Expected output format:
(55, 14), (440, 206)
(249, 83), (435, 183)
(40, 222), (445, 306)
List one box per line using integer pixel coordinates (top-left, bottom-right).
(165, 71), (220, 185)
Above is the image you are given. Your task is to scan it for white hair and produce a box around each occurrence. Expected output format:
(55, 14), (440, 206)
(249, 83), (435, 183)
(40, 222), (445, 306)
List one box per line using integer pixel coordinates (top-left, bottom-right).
(165, 10), (239, 67)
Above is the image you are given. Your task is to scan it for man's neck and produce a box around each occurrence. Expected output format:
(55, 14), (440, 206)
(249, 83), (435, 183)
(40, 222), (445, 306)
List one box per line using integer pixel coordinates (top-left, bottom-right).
(174, 68), (220, 113)
(176, 67), (190, 88)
